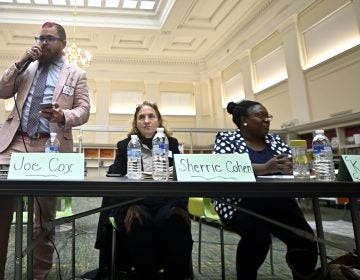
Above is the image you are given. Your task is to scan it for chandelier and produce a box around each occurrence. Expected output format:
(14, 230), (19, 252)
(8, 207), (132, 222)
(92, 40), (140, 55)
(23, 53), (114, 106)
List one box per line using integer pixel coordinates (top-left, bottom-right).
(66, 6), (92, 67)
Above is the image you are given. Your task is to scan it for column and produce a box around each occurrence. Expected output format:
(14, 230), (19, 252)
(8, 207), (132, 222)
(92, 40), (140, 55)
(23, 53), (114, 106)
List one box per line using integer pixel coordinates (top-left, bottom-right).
(94, 79), (111, 143)
(210, 72), (225, 128)
(353, 0), (360, 29)
(239, 51), (255, 101)
(279, 17), (311, 124)
(144, 80), (160, 103)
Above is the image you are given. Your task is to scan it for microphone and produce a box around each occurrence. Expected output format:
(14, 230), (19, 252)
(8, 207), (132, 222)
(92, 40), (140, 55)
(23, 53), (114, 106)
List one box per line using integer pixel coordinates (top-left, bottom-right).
(18, 58), (33, 75)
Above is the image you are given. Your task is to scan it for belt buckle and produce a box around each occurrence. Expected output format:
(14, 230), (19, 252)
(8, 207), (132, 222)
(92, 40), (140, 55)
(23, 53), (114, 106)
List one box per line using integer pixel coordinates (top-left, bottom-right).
(31, 133), (41, 140)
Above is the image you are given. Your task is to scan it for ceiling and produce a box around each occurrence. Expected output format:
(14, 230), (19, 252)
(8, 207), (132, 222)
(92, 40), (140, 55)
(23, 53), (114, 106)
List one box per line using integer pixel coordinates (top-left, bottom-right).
(0, 0), (314, 72)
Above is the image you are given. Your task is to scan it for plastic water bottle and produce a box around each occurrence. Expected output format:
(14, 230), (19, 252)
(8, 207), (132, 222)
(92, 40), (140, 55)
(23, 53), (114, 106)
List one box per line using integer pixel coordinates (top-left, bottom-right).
(152, 127), (169, 181)
(127, 135), (142, 179)
(312, 130), (336, 181)
(45, 132), (60, 153)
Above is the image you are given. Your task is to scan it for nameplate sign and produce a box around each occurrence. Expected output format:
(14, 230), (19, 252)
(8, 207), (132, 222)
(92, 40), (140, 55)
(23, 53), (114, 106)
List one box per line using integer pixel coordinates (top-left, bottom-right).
(337, 155), (360, 182)
(8, 153), (84, 180)
(173, 154), (255, 181)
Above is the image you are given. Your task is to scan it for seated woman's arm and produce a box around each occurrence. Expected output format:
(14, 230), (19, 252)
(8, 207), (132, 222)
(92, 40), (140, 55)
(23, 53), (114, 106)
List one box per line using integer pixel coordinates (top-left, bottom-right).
(168, 137), (188, 209)
(213, 131), (292, 176)
(112, 139), (129, 176)
(252, 154), (292, 175)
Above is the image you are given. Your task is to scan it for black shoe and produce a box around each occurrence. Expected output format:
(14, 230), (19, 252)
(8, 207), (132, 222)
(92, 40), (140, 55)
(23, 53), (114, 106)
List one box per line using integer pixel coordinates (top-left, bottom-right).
(81, 268), (108, 279)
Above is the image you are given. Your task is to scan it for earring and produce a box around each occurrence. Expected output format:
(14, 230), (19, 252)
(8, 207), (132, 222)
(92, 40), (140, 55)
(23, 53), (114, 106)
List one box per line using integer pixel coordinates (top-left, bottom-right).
(243, 122), (247, 126)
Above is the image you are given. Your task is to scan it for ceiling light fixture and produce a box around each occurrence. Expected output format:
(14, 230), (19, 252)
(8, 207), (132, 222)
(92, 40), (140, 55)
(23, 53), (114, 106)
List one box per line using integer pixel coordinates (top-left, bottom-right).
(66, 3), (92, 67)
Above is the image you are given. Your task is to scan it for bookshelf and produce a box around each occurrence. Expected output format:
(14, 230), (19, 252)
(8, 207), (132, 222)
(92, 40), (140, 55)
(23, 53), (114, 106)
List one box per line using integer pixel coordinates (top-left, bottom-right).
(83, 146), (116, 177)
(282, 112), (360, 206)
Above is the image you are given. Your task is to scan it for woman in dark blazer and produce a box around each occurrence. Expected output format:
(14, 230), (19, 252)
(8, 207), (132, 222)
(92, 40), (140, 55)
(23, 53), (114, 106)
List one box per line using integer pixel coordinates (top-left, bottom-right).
(95, 101), (192, 280)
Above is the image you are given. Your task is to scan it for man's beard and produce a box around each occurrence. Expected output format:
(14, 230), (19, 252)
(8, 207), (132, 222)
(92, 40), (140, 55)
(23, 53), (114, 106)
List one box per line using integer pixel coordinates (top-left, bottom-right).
(39, 50), (61, 65)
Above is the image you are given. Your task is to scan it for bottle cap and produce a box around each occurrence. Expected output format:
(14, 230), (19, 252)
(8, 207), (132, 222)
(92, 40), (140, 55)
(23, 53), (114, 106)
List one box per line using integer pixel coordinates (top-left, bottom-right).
(289, 140), (307, 147)
(131, 134), (138, 140)
(156, 127), (164, 132)
(50, 132), (57, 137)
(315, 129), (324, 134)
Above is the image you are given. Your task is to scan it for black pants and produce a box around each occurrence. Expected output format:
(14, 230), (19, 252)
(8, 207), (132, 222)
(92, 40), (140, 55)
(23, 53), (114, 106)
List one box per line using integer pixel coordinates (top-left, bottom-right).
(222, 198), (318, 280)
(114, 203), (193, 280)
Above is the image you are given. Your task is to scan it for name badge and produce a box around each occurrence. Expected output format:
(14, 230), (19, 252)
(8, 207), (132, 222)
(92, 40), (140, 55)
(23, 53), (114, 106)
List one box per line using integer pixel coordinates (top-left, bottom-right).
(173, 154), (255, 181)
(8, 153), (84, 180)
(337, 155), (360, 181)
(62, 85), (74, 96)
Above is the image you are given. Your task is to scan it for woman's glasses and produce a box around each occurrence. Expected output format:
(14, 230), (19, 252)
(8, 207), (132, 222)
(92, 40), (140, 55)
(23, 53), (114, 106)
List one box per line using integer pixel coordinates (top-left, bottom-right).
(249, 113), (273, 122)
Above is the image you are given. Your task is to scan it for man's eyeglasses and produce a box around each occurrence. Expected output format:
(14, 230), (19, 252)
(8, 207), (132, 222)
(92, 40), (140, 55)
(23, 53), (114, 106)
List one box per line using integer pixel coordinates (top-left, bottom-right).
(35, 36), (63, 44)
(249, 113), (273, 122)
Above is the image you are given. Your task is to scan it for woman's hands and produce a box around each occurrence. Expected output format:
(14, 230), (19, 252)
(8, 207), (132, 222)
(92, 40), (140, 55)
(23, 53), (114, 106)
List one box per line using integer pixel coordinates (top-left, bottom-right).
(124, 204), (146, 232)
(265, 154), (293, 175)
(252, 153), (293, 175)
(167, 207), (191, 228)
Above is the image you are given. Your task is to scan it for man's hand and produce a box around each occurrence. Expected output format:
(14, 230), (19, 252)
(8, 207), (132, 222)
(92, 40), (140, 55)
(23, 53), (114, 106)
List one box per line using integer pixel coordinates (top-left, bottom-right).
(15, 45), (42, 69)
(40, 102), (65, 125)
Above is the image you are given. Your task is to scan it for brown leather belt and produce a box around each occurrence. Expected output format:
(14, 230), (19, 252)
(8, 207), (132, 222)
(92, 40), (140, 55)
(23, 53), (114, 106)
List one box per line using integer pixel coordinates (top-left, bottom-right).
(16, 131), (50, 139)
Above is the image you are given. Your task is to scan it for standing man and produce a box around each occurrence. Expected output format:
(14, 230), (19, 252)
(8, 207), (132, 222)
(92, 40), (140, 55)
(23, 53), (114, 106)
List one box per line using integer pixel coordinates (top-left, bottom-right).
(0, 22), (90, 279)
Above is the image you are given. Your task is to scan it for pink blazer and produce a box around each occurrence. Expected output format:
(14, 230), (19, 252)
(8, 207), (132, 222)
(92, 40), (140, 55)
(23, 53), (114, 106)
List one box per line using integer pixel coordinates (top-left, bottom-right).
(0, 59), (90, 153)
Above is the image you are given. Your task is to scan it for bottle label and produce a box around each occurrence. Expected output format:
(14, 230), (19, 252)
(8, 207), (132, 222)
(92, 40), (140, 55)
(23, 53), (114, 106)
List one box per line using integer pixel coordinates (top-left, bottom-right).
(159, 143), (167, 150)
(46, 146), (60, 153)
(313, 144), (325, 155)
(127, 148), (141, 157)
(313, 144), (333, 157)
(153, 144), (168, 156)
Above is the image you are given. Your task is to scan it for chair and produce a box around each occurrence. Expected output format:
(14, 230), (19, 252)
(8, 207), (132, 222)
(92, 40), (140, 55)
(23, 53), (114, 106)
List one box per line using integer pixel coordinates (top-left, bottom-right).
(343, 198), (360, 219)
(12, 196), (29, 223)
(12, 196), (76, 279)
(109, 216), (136, 280)
(56, 197), (76, 280)
(188, 197), (205, 218)
(198, 198), (274, 279)
(12, 196), (73, 223)
(198, 197), (227, 279)
(56, 196), (73, 218)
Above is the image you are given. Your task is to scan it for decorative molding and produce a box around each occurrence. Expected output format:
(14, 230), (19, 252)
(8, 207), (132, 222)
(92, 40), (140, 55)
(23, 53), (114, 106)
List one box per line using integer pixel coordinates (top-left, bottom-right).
(278, 15), (298, 34)
(0, 54), (205, 67)
(92, 55), (205, 66)
(204, 0), (277, 76)
(0, 54), (20, 60)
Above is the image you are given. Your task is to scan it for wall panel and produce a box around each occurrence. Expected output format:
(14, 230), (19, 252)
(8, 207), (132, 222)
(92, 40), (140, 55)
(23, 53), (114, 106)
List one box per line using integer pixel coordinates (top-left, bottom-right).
(305, 45), (360, 122)
(255, 81), (292, 130)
